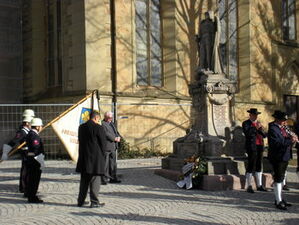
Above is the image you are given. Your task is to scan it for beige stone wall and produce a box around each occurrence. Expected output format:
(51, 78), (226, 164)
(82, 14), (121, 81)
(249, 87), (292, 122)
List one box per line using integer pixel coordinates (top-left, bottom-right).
(234, 0), (299, 126)
(22, 0), (299, 153)
(114, 97), (191, 153)
(23, 1), (47, 99)
(85, 0), (111, 93)
(63, 0), (86, 92)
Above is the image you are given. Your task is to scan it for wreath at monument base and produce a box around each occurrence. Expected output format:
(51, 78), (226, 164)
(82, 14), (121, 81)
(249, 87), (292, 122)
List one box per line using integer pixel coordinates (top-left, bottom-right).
(177, 155), (207, 189)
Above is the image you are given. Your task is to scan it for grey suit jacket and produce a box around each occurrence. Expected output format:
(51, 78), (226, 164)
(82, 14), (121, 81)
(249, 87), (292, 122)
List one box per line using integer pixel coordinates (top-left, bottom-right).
(102, 120), (120, 152)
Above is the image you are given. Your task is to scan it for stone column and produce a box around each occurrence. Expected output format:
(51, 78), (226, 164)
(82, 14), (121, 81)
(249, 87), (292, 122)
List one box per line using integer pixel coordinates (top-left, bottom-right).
(162, 71), (246, 175)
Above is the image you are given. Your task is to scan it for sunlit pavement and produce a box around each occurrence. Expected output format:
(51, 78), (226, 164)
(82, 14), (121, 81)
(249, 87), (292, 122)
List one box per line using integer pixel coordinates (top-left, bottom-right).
(0, 158), (299, 225)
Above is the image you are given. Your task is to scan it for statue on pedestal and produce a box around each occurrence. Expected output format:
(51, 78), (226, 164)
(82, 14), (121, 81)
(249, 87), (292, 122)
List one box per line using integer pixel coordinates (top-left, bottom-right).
(196, 11), (223, 74)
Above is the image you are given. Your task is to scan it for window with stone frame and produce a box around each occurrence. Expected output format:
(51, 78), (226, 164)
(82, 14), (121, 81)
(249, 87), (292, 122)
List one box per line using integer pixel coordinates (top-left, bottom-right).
(218, 0), (238, 80)
(282, 0), (297, 41)
(135, 0), (162, 87)
(47, 0), (62, 88)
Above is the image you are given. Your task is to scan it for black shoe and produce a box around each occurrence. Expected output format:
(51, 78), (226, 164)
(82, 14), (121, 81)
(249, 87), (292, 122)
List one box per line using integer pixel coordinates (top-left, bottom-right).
(23, 193), (28, 198)
(90, 202), (105, 208)
(276, 201), (287, 210)
(109, 179), (121, 184)
(257, 186), (267, 192)
(28, 197), (43, 203)
(282, 199), (292, 207)
(283, 185), (290, 191)
(101, 181), (107, 185)
(77, 201), (89, 207)
(246, 186), (254, 193)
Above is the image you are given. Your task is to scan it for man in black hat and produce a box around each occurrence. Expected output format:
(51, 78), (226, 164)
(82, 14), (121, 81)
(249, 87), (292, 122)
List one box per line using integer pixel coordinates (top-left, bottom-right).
(268, 110), (296, 210)
(242, 108), (267, 193)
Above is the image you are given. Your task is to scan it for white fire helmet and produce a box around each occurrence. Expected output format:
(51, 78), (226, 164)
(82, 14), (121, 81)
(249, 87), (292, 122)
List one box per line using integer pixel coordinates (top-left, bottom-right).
(23, 116), (33, 123)
(23, 109), (35, 118)
(31, 118), (43, 126)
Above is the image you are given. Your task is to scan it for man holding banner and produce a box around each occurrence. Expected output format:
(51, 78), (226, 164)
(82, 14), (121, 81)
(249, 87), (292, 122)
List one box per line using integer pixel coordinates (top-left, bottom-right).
(76, 110), (106, 208)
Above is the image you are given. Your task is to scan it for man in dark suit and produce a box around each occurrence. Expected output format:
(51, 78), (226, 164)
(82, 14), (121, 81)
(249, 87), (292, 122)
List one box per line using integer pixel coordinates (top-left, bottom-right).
(242, 108), (267, 193)
(268, 110), (296, 210)
(101, 111), (121, 184)
(294, 121), (299, 180)
(76, 111), (106, 208)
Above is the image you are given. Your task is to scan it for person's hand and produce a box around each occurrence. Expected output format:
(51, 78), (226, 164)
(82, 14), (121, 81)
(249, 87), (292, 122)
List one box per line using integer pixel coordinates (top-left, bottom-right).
(291, 135), (298, 143)
(256, 122), (263, 130)
(115, 137), (121, 142)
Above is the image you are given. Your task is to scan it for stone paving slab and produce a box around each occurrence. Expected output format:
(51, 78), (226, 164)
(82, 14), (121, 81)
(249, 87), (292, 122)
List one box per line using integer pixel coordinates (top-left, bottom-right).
(0, 158), (299, 225)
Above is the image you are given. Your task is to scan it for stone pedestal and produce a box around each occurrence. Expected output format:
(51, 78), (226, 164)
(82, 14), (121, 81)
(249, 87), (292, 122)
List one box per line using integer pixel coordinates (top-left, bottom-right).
(162, 72), (247, 177)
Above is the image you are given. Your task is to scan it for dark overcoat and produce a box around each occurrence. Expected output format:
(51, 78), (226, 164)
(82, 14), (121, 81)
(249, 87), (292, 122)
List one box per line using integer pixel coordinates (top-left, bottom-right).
(242, 119), (266, 152)
(102, 120), (120, 152)
(76, 120), (106, 175)
(267, 122), (292, 163)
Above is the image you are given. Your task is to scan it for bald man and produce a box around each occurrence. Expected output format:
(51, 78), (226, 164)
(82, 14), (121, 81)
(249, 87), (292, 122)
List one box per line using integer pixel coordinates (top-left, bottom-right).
(101, 112), (121, 184)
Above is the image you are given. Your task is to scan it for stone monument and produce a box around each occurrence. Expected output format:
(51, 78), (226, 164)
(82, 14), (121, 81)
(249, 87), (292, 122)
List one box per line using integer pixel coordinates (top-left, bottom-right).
(161, 11), (247, 185)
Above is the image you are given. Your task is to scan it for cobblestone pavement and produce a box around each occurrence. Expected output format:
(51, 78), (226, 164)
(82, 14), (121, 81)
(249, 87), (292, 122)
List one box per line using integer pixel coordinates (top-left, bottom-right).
(0, 158), (299, 225)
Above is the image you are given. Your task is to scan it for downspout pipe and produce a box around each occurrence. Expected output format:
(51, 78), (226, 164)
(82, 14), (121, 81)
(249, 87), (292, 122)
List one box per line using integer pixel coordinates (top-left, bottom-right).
(110, 0), (117, 124)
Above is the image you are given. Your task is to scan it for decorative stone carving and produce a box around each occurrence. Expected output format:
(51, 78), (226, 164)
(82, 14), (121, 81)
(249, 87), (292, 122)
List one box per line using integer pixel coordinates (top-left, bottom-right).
(162, 71), (245, 175)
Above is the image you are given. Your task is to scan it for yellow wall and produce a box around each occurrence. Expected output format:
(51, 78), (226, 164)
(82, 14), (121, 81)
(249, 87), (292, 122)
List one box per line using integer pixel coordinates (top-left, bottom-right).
(235, 0), (299, 125)
(23, 0), (299, 152)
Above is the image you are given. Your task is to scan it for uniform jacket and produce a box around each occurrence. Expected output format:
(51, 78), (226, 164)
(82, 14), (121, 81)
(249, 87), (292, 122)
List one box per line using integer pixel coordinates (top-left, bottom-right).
(76, 120), (106, 175)
(25, 129), (44, 166)
(268, 122), (292, 162)
(102, 120), (120, 152)
(8, 126), (30, 150)
(242, 119), (266, 152)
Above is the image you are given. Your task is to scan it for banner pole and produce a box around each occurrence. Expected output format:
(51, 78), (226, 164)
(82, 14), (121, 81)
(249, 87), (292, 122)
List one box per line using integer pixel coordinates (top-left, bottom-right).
(0, 90), (96, 163)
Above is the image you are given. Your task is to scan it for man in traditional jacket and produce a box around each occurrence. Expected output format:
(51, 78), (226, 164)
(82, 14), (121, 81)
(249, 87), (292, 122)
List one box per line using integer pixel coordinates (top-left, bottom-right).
(76, 110), (106, 208)
(242, 108), (267, 193)
(268, 110), (296, 210)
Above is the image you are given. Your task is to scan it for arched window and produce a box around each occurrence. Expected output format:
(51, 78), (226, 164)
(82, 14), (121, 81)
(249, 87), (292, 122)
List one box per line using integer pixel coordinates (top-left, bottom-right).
(135, 0), (162, 87)
(282, 0), (296, 41)
(218, 0), (238, 80)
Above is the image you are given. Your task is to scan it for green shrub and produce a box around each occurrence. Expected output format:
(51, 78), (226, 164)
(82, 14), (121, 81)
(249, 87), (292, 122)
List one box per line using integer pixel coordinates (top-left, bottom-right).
(118, 138), (169, 159)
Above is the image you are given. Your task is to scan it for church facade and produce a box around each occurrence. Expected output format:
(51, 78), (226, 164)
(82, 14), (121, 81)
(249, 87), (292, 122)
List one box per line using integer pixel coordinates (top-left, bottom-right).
(3, 0), (299, 152)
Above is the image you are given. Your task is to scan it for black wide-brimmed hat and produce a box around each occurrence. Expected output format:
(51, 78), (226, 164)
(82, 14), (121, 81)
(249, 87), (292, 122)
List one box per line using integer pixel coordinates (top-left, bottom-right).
(272, 110), (288, 121)
(247, 108), (261, 115)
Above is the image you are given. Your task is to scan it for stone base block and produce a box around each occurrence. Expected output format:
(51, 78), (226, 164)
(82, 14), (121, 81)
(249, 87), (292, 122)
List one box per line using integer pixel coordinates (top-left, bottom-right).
(200, 173), (273, 191)
(162, 157), (185, 171)
(154, 169), (182, 182)
(154, 168), (273, 191)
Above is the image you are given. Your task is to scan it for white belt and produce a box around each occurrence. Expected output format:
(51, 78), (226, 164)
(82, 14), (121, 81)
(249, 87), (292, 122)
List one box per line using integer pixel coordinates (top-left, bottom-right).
(27, 152), (35, 156)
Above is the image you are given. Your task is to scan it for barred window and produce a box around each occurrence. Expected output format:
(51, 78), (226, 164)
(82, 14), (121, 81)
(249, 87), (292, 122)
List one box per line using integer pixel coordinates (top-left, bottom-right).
(135, 0), (162, 87)
(282, 0), (296, 40)
(218, 0), (238, 80)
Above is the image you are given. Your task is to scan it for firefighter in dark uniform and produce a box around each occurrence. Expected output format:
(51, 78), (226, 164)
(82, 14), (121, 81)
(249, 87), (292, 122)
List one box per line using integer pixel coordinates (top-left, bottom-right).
(25, 118), (45, 203)
(268, 110), (297, 210)
(1, 109), (35, 195)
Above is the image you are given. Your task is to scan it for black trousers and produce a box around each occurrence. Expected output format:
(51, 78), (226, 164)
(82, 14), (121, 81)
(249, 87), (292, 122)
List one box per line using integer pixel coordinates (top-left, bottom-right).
(26, 159), (41, 201)
(104, 151), (117, 180)
(78, 173), (101, 205)
(296, 146), (299, 172)
(19, 157), (28, 193)
(246, 145), (264, 173)
(271, 161), (289, 183)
